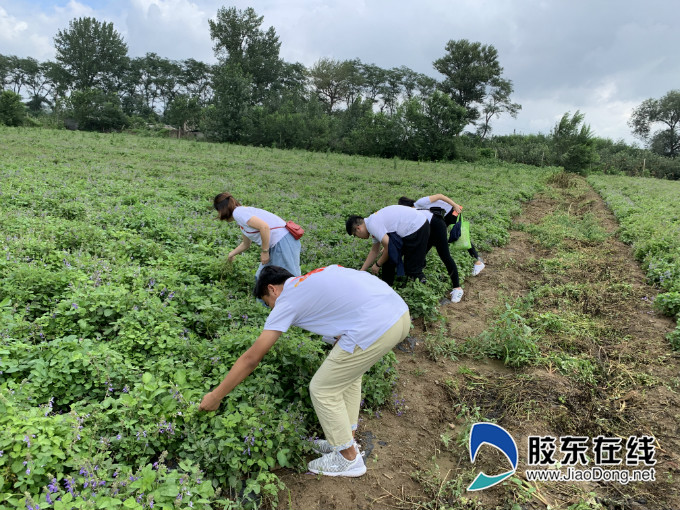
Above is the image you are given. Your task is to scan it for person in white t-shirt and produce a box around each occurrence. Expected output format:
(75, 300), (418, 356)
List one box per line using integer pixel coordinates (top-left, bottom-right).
(198, 265), (411, 478)
(345, 205), (430, 286)
(213, 192), (301, 279)
(399, 194), (485, 303)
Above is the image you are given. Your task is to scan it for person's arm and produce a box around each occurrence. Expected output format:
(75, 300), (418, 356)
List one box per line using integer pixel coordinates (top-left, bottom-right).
(429, 194), (462, 215)
(199, 330), (282, 411)
(247, 216), (271, 265)
(360, 242), (381, 272)
(371, 235), (390, 275)
(228, 234), (252, 262)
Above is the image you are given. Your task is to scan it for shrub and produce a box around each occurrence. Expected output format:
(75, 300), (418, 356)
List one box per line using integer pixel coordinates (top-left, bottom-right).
(0, 90), (26, 126)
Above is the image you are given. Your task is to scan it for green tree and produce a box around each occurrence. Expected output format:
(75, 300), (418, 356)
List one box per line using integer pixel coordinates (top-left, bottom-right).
(0, 54), (11, 89)
(401, 91), (467, 160)
(433, 39), (519, 133)
(308, 58), (353, 113)
(0, 90), (27, 126)
(208, 6), (282, 104)
(477, 77), (521, 140)
(54, 17), (129, 92)
(164, 94), (202, 134)
(67, 88), (129, 131)
(629, 90), (680, 159)
(180, 58), (213, 105)
(552, 111), (598, 174)
(203, 63), (252, 142)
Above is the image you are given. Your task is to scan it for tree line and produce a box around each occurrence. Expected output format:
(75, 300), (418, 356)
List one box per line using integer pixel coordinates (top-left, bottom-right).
(0, 7), (520, 161)
(0, 6), (678, 178)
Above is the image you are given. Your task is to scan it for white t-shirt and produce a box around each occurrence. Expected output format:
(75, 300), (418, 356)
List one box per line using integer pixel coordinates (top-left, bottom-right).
(414, 196), (453, 215)
(232, 206), (288, 247)
(416, 209), (434, 223)
(364, 205), (427, 245)
(263, 265), (408, 353)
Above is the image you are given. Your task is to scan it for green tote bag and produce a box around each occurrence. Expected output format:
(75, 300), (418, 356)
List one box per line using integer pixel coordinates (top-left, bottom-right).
(451, 213), (472, 250)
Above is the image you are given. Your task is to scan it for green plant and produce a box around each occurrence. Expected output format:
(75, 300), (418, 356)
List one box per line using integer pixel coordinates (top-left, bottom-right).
(655, 292), (680, 317)
(473, 301), (540, 367)
(667, 325), (680, 351)
(0, 127), (551, 504)
(398, 280), (443, 321)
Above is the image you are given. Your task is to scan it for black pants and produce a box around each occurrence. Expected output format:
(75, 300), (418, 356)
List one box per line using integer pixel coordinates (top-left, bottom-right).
(428, 214), (460, 288)
(381, 221), (430, 286)
(444, 211), (480, 260)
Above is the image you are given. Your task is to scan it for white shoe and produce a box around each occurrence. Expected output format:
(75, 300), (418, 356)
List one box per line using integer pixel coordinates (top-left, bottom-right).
(472, 262), (485, 276)
(450, 288), (464, 303)
(308, 450), (367, 477)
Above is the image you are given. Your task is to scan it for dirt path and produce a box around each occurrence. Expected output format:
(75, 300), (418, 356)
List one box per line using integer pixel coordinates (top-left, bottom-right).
(277, 176), (680, 510)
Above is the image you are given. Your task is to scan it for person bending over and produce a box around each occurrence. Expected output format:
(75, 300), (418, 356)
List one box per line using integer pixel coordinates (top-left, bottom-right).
(199, 265), (411, 478)
(346, 205), (430, 286)
(399, 194), (485, 302)
(213, 192), (301, 279)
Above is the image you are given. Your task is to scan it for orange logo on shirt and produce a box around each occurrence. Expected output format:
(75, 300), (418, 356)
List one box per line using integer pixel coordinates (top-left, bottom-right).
(291, 265), (343, 287)
(292, 267), (327, 287)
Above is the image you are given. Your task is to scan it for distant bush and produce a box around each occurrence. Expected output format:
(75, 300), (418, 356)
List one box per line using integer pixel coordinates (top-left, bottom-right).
(0, 90), (27, 126)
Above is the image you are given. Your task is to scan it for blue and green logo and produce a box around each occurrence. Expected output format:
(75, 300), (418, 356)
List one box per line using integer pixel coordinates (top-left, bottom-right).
(468, 422), (518, 491)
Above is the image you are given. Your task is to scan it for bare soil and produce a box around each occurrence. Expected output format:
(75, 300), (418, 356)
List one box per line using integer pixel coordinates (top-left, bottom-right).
(276, 177), (680, 510)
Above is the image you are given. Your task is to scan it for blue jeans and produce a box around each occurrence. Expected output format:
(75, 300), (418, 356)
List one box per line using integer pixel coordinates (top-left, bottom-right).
(255, 232), (302, 279)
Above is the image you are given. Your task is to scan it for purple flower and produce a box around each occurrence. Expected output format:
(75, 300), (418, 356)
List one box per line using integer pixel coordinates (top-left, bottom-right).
(71, 303), (78, 309)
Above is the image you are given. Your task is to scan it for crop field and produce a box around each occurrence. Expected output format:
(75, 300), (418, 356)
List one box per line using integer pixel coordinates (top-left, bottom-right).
(588, 174), (680, 345)
(0, 127), (558, 509)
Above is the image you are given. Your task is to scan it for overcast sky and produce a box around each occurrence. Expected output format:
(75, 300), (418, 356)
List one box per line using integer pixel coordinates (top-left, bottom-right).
(1, 0), (677, 144)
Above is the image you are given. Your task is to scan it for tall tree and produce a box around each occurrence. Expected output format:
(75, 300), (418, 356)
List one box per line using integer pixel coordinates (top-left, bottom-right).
(477, 77), (521, 139)
(208, 6), (282, 104)
(552, 111), (598, 174)
(54, 17), (129, 92)
(629, 90), (680, 159)
(308, 58), (351, 113)
(180, 58), (213, 105)
(433, 39), (518, 132)
(23, 61), (57, 112)
(360, 63), (387, 105)
(0, 54), (11, 90)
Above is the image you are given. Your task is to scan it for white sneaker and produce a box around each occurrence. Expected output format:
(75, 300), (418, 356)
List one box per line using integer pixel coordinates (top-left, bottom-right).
(308, 450), (367, 477)
(450, 288), (464, 303)
(311, 439), (361, 456)
(472, 262), (485, 276)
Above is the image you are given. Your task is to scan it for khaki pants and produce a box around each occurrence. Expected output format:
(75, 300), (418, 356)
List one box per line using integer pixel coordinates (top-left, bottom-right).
(309, 311), (411, 450)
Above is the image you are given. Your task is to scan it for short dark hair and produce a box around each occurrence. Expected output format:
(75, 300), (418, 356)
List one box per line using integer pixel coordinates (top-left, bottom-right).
(254, 265), (294, 298)
(345, 215), (364, 235)
(213, 192), (241, 221)
(398, 196), (415, 207)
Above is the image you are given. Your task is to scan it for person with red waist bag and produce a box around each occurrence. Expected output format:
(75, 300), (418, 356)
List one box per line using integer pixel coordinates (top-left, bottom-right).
(214, 192), (301, 279)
